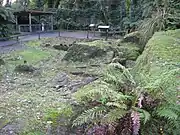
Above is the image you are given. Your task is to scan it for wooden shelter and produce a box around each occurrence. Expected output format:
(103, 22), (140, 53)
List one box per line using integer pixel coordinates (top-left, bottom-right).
(14, 10), (54, 32)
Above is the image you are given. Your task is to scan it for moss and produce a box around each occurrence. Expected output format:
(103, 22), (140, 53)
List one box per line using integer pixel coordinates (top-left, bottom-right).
(77, 40), (117, 48)
(0, 58), (5, 65)
(63, 40), (140, 64)
(21, 131), (45, 135)
(134, 29), (180, 74)
(44, 105), (73, 127)
(63, 43), (109, 62)
(132, 29), (180, 99)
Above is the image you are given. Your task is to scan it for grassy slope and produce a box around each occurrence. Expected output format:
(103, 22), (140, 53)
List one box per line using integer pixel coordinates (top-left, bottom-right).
(134, 29), (180, 73)
(133, 29), (180, 106)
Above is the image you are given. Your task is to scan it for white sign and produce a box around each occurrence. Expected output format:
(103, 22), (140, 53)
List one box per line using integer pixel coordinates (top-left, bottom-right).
(89, 24), (95, 27)
(98, 26), (110, 29)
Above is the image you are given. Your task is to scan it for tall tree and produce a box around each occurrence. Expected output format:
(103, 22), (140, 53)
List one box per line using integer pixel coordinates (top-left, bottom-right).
(121, 0), (126, 18)
(129, 0), (135, 22)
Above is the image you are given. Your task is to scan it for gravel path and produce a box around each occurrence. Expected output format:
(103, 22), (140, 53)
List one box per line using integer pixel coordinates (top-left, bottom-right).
(0, 31), (100, 54)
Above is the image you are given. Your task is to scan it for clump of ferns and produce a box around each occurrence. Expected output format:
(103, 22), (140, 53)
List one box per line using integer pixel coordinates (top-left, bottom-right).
(138, 67), (180, 134)
(72, 63), (151, 135)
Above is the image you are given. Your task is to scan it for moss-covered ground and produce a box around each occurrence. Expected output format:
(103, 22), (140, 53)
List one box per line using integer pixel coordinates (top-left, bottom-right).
(0, 38), (106, 134)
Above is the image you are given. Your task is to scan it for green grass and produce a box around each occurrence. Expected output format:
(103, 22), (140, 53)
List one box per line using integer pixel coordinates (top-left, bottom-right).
(7, 48), (50, 65)
(26, 40), (41, 47)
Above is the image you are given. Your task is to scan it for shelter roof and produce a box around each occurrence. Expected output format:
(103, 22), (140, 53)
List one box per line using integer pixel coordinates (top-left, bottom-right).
(14, 10), (54, 16)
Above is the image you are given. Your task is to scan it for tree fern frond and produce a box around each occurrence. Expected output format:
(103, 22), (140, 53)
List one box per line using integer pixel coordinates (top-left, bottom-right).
(102, 108), (127, 123)
(106, 102), (127, 109)
(157, 108), (178, 120)
(72, 106), (107, 127)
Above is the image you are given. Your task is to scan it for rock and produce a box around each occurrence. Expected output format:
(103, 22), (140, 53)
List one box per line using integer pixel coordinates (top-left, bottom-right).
(53, 72), (69, 83)
(45, 43), (51, 47)
(53, 44), (69, 51)
(0, 58), (5, 65)
(63, 43), (109, 62)
(82, 77), (98, 85)
(14, 65), (36, 73)
(125, 60), (136, 68)
(122, 31), (141, 44)
(70, 71), (85, 76)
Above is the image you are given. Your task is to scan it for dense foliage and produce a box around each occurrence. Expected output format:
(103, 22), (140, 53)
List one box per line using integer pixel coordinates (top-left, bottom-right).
(0, 6), (14, 37)
(4, 0), (180, 32)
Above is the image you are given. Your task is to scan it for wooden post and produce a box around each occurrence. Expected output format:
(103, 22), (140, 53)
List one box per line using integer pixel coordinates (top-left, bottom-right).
(16, 36), (19, 42)
(93, 27), (95, 37)
(38, 32), (41, 40)
(87, 27), (89, 39)
(29, 13), (32, 32)
(38, 16), (41, 31)
(51, 15), (53, 31)
(105, 29), (108, 41)
(18, 25), (21, 33)
(58, 30), (60, 37)
(15, 15), (18, 32)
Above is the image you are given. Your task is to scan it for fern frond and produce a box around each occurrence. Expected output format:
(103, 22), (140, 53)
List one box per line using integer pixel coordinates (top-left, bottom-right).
(106, 102), (127, 109)
(72, 106), (106, 127)
(133, 107), (151, 124)
(105, 63), (136, 86)
(74, 80), (132, 103)
(102, 108), (127, 123)
(157, 108), (178, 120)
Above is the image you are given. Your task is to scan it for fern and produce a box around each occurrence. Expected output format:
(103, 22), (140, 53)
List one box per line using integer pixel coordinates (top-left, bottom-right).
(157, 108), (179, 120)
(133, 107), (151, 124)
(72, 106), (107, 127)
(102, 108), (127, 123)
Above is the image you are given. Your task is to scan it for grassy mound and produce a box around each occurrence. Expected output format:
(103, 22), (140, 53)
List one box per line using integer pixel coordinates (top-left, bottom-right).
(63, 40), (140, 65)
(132, 29), (180, 134)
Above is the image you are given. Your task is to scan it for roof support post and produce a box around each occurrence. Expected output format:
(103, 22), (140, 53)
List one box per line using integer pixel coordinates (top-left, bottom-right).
(15, 15), (19, 32)
(29, 13), (32, 32)
(51, 14), (53, 31)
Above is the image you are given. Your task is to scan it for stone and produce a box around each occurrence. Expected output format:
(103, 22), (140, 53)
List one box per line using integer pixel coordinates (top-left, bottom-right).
(45, 43), (51, 47)
(63, 43), (108, 62)
(122, 31), (141, 44)
(14, 65), (36, 73)
(53, 44), (69, 51)
(0, 58), (5, 65)
(125, 60), (136, 68)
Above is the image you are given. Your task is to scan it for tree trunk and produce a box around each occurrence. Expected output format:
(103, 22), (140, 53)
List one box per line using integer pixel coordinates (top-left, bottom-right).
(47, 0), (53, 8)
(121, 0), (126, 18)
(129, 0), (135, 22)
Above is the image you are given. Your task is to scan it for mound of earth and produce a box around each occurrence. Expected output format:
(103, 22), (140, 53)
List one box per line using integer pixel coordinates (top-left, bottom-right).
(63, 40), (140, 66)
